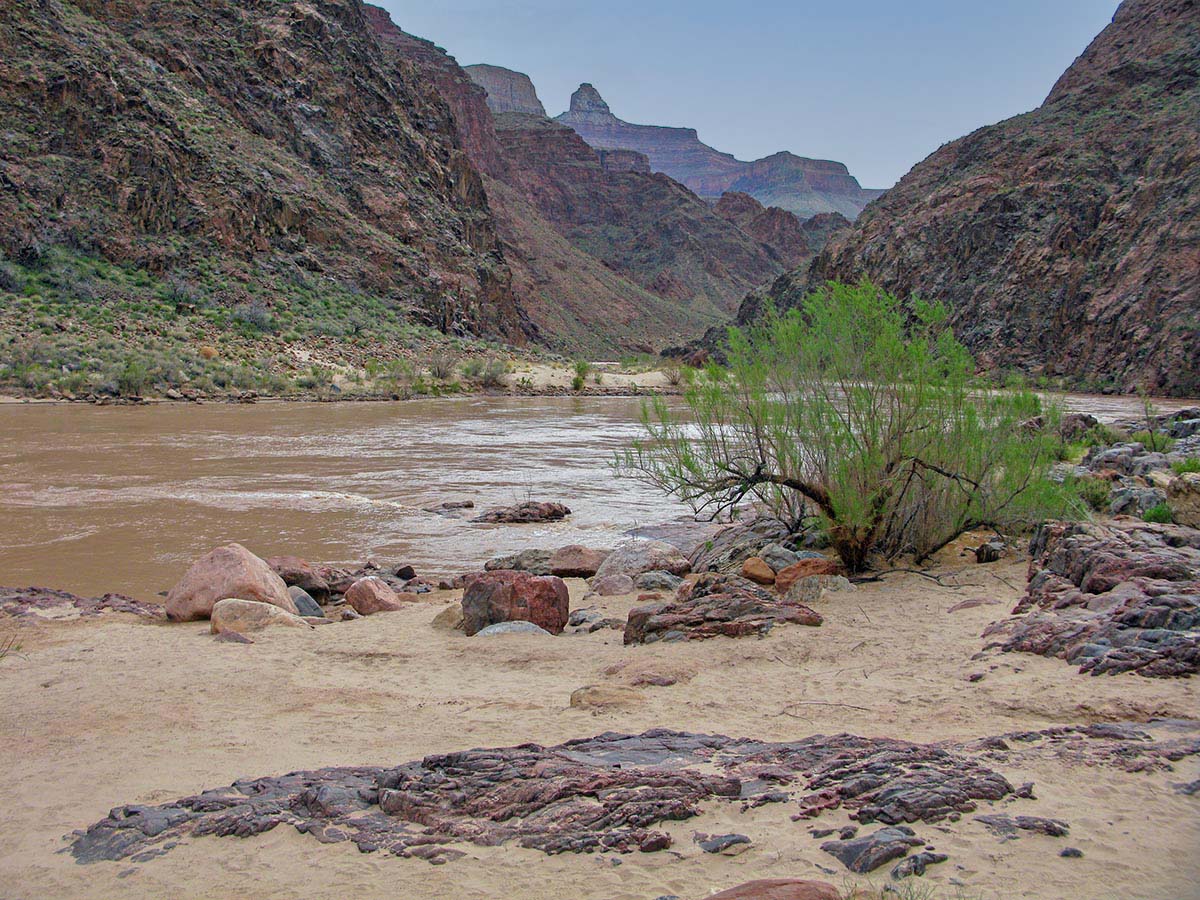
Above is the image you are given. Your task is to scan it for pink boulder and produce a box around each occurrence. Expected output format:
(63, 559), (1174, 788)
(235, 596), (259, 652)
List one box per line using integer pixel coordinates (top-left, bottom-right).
(461, 570), (569, 636)
(266, 555), (330, 601)
(549, 545), (609, 578)
(345, 577), (413, 615)
(592, 574), (636, 596)
(165, 543), (297, 622)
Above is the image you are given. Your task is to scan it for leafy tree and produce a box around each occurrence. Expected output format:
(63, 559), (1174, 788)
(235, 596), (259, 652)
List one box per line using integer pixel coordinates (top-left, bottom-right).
(619, 280), (1080, 572)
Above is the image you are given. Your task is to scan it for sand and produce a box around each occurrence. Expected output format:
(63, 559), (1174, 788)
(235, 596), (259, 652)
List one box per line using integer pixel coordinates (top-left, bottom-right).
(1, 559), (1198, 900)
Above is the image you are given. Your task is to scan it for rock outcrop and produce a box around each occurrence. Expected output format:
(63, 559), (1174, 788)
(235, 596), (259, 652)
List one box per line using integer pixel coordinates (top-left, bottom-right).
(68, 728), (1019, 865)
(986, 520), (1200, 677)
(0, 587), (163, 621)
(555, 84), (882, 219)
(464, 64), (547, 117)
(753, 0), (1199, 396)
(713, 193), (850, 270)
(624, 573), (822, 644)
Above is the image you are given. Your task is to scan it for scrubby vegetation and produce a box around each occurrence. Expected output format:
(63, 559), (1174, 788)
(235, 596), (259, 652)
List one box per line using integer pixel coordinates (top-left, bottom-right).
(621, 280), (1085, 572)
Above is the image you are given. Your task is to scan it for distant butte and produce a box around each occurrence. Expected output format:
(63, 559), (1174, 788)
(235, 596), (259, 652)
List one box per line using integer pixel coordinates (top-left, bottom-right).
(553, 83), (882, 219)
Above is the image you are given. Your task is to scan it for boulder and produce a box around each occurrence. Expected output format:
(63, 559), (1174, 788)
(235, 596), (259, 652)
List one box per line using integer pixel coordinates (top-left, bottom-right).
(1167, 472), (1200, 528)
(689, 517), (793, 572)
(594, 539), (690, 580)
(265, 556), (329, 601)
(634, 570), (682, 591)
(475, 621), (551, 637)
(704, 880), (840, 900)
(287, 586), (323, 618)
(549, 544), (608, 578)
(758, 543), (800, 573)
(431, 602), (464, 632)
(485, 548), (552, 575)
(820, 825), (923, 873)
(461, 570), (569, 636)
(344, 577), (410, 615)
(472, 502), (571, 524)
(165, 543), (297, 621)
(783, 574), (851, 605)
(210, 598), (310, 635)
(974, 541), (1006, 563)
(592, 574), (636, 596)
(741, 556), (776, 584)
(774, 557), (845, 595)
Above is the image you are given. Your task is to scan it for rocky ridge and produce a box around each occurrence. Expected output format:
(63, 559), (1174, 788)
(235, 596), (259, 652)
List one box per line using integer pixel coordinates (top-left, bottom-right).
(554, 83), (882, 219)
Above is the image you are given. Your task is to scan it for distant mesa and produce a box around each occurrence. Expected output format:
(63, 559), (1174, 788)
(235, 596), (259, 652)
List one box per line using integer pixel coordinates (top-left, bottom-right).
(555, 83), (881, 219)
(464, 64), (547, 117)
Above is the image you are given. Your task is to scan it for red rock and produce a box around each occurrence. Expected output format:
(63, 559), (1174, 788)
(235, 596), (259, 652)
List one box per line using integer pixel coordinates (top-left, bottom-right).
(741, 556), (776, 584)
(775, 558), (845, 594)
(461, 570), (569, 636)
(266, 556), (329, 601)
(165, 544), (297, 622)
(344, 577), (407, 615)
(548, 545), (608, 578)
(705, 880), (841, 900)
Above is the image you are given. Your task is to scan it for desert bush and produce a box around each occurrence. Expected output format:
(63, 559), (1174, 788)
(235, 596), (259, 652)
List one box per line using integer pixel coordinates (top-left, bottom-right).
(619, 280), (1080, 572)
(116, 358), (150, 396)
(427, 351), (458, 380)
(1172, 458), (1200, 475)
(479, 357), (509, 388)
(232, 300), (273, 333)
(661, 359), (684, 386)
(460, 358), (483, 380)
(1064, 474), (1112, 512)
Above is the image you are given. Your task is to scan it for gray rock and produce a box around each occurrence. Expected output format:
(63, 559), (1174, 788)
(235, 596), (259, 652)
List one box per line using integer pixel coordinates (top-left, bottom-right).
(288, 586), (323, 618)
(474, 620), (552, 637)
(759, 543), (800, 572)
(891, 850), (948, 879)
(821, 826), (923, 873)
(634, 570), (682, 591)
(695, 832), (751, 855)
(595, 540), (690, 580)
(1108, 486), (1166, 517)
(975, 541), (1005, 563)
(592, 574), (636, 596)
(484, 548), (552, 575)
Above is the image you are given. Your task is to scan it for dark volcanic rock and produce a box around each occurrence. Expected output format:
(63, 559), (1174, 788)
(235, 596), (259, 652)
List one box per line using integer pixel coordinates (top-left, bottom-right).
(820, 825), (923, 873)
(891, 850), (948, 879)
(68, 728), (1018, 866)
(472, 502), (571, 524)
(625, 574), (822, 644)
(986, 520), (1200, 676)
(0, 587), (163, 621)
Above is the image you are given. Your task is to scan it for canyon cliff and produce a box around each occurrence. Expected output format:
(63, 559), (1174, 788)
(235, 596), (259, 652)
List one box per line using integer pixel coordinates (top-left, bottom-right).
(738, 0), (1199, 397)
(0, 0), (530, 342)
(555, 84), (882, 219)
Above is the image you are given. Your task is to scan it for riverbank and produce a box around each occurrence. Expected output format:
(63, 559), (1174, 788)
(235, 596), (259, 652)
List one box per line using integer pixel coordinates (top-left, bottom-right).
(2, 542), (1197, 900)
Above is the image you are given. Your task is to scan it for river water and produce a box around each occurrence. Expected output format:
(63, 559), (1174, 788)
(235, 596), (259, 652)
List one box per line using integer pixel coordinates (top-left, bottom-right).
(0, 391), (1193, 601)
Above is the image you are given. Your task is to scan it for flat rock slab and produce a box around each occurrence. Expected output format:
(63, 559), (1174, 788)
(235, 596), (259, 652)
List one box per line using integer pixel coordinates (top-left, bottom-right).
(0, 587), (163, 621)
(976, 814), (1069, 838)
(69, 728), (1018, 866)
(985, 520), (1200, 676)
(625, 573), (822, 644)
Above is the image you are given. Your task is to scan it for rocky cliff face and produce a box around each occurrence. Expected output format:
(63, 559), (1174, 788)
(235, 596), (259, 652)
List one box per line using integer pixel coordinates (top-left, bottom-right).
(556, 84), (880, 219)
(465, 64), (547, 117)
(0, 0), (528, 342)
(713, 193), (849, 270)
(751, 0), (1200, 397)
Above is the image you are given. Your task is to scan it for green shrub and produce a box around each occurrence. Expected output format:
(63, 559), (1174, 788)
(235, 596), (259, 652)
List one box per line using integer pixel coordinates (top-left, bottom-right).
(1064, 474), (1111, 512)
(1143, 503), (1173, 524)
(479, 357), (508, 388)
(620, 279), (1082, 572)
(1130, 430), (1175, 453)
(117, 358), (150, 396)
(1171, 457), (1200, 475)
(571, 373), (585, 391)
(427, 351), (458, 380)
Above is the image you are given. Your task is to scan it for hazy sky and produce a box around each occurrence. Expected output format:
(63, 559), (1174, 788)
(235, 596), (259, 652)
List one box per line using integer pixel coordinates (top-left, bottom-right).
(379, 1), (1121, 188)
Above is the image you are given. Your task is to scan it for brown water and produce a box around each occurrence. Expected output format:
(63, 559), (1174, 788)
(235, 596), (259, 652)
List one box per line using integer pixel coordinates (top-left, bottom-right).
(0, 391), (1193, 601)
(0, 397), (696, 600)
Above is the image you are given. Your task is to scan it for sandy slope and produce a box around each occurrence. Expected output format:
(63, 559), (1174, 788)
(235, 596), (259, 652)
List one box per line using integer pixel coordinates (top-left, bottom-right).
(1, 561), (1197, 900)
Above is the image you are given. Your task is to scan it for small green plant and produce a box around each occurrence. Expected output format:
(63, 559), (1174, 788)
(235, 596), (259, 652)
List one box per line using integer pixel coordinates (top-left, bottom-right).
(1130, 430), (1175, 453)
(116, 358), (150, 396)
(1064, 474), (1111, 512)
(460, 358), (484, 380)
(573, 359), (592, 380)
(1171, 457), (1200, 475)
(1143, 502), (1173, 524)
(661, 359), (684, 386)
(571, 373), (585, 391)
(427, 351), (457, 380)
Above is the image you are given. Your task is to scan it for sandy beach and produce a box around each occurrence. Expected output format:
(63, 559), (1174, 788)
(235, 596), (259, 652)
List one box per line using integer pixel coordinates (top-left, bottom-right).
(2, 552), (1197, 900)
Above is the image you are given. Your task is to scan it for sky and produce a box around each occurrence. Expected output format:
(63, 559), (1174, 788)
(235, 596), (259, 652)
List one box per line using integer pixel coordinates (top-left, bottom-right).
(378, 0), (1121, 188)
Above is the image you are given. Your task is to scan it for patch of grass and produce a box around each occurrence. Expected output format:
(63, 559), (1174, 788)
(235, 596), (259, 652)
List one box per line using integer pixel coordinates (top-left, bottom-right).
(1171, 457), (1200, 475)
(1143, 502), (1174, 524)
(1130, 430), (1175, 453)
(1064, 474), (1112, 512)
